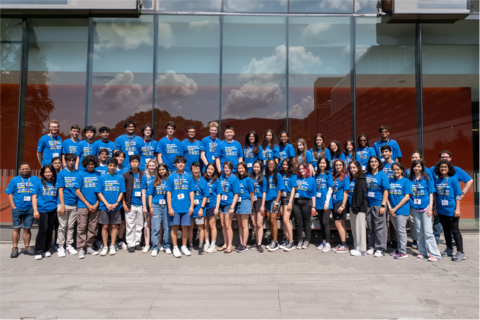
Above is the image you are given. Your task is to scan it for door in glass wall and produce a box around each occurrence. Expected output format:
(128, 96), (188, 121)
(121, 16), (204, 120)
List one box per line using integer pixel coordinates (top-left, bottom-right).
(422, 20), (479, 226)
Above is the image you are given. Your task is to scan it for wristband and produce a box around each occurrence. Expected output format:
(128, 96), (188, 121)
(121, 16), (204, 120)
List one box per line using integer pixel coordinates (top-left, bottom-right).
(200, 207), (204, 210)
(381, 205), (385, 208)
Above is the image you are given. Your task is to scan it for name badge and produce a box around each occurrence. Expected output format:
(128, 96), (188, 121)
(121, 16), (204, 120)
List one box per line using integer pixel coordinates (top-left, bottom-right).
(178, 194), (185, 200)
(254, 196), (258, 201)
(134, 191), (141, 197)
(362, 165), (366, 170)
(316, 192), (321, 198)
(282, 192), (287, 197)
(221, 195), (228, 201)
(414, 199), (421, 205)
(263, 160), (267, 165)
(207, 198), (210, 203)
(381, 159), (385, 162)
(441, 200), (448, 206)
(212, 155), (215, 161)
(24, 196), (31, 202)
(237, 198), (242, 202)
(128, 151), (134, 156)
(333, 195), (336, 200)
(145, 158), (152, 163)
(294, 193), (299, 198)
(159, 199), (166, 205)
(247, 163), (252, 168)
(368, 192), (375, 197)
(53, 153), (59, 157)
(194, 199), (199, 205)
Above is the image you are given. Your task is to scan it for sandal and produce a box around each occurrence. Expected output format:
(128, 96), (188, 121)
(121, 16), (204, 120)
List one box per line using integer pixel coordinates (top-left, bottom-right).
(224, 248), (232, 254)
(218, 246), (227, 252)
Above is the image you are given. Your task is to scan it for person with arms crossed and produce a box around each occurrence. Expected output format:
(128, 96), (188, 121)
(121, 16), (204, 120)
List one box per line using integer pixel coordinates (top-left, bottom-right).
(182, 126), (202, 174)
(76, 125), (98, 171)
(243, 131), (264, 174)
(234, 162), (254, 253)
(203, 163), (221, 253)
(62, 124), (81, 167)
(216, 125), (243, 173)
(373, 126), (402, 162)
(187, 162), (208, 254)
(200, 121), (222, 173)
(37, 119), (63, 167)
(314, 156), (334, 253)
(310, 133), (331, 173)
(347, 160), (368, 257)
(94, 126), (116, 158)
(114, 120), (143, 167)
(356, 134), (376, 171)
(279, 159), (297, 252)
(156, 121), (183, 173)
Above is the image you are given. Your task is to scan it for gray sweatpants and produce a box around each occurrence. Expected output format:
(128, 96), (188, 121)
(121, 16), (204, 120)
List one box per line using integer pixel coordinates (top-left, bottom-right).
(391, 214), (409, 254)
(366, 206), (387, 251)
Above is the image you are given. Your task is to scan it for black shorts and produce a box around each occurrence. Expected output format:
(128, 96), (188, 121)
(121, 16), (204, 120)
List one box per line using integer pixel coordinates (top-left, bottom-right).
(253, 199), (262, 212)
(99, 210), (121, 225)
(281, 192), (291, 206)
(205, 207), (215, 217)
(332, 202), (346, 221)
(120, 207), (125, 221)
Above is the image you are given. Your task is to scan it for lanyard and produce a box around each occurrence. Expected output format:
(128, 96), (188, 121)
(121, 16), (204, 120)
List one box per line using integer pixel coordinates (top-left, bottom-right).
(159, 179), (165, 193)
(176, 173), (185, 191)
(414, 178), (421, 198)
(49, 134), (58, 149)
(127, 134), (135, 150)
(194, 177), (200, 194)
(298, 178), (307, 191)
(222, 176), (229, 193)
(21, 177), (31, 193)
(441, 177), (449, 199)
(210, 138), (217, 153)
(244, 146), (252, 158)
(367, 171), (378, 192)
(317, 173), (325, 189)
(144, 139), (151, 153)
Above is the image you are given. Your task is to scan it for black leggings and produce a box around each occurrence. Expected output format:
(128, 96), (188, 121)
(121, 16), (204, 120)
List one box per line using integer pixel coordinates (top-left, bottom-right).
(317, 209), (331, 242)
(293, 199), (312, 242)
(34, 209), (57, 255)
(438, 214), (464, 253)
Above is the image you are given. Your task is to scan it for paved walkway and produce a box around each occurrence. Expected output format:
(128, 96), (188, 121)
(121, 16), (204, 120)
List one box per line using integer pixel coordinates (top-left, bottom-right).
(1, 233), (478, 319)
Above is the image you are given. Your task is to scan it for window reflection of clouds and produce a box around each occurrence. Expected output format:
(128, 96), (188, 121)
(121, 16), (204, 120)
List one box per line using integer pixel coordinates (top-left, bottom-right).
(290, 0), (353, 13)
(224, 0), (287, 13)
(157, 0), (222, 11)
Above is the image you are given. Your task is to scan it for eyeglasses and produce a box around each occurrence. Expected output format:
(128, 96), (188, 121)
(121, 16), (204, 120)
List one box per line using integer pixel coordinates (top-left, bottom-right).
(359, 139), (367, 142)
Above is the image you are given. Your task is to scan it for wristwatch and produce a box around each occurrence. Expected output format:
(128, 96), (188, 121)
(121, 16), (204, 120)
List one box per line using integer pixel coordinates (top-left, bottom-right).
(381, 204), (385, 208)
(461, 191), (465, 196)
(200, 207), (205, 210)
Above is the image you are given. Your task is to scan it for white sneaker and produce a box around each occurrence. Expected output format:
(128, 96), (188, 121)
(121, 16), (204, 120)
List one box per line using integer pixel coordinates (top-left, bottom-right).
(204, 244), (210, 252)
(57, 247), (66, 258)
(317, 243), (325, 250)
(173, 247), (181, 258)
(34, 254), (43, 260)
(151, 250), (158, 257)
(332, 244), (341, 252)
(118, 241), (127, 250)
(100, 247), (108, 256)
(159, 245), (164, 251)
(143, 245), (150, 253)
(165, 247), (172, 255)
(87, 248), (98, 255)
(366, 248), (375, 255)
(109, 246), (116, 255)
(350, 249), (362, 256)
(66, 245), (77, 255)
(206, 245), (217, 253)
(374, 250), (384, 258)
(322, 243), (331, 253)
(78, 249), (85, 259)
(181, 246), (191, 256)
(44, 251), (52, 258)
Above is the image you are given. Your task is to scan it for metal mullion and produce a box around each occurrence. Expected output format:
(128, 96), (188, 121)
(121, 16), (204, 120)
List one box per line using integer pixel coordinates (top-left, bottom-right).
(350, 16), (356, 142)
(219, 15), (224, 137)
(286, 16), (289, 133)
(84, 17), (94, 127)
(415, 23), (424, 154)
(152, 14), (159, 131)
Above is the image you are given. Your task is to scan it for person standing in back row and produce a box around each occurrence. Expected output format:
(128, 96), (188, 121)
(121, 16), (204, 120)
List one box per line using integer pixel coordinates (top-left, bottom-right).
(76, 125), (98, 171)
(94, 126), (116, 159)
(139, 124), (157, 172)
(182, 126), (202, 174)
(200, 122), (222, 173)
(373, 126), (402, 162)
(216, 126), (243, 173)
(37, 120), (63, 167)
(356, 134), (375, 171)
(62, 124), (81, 167)
(114, 121), (143, 167)
(156, 121), (183, 173)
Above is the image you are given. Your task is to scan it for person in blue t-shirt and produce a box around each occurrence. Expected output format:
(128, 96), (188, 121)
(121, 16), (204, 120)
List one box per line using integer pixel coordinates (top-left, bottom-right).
(182, 126), (202, 174)
(234, 162), (254, 253)
(408, 159), (440, 261)
(381, 144), (397, 249)
(76, 125), (99, 171)
(165, 155), (195, 258)
(216, 161), (240, 254)
(264, 159), (285, 252)
(328, 140), (346, 173)
(261, 129), (279, 167)
(314, 156), (334, 253)
(216, 125), (243, 173)
(32, 164), (58, 260)
(56, 153), (81, 257)
(293, 164), (317, 248)
(62, 124), (81, 167)
(406, 151), (434, 181)
(95, 157), (126, 256)
(278, 131), (296, 171)
(279, 159), (297, 252)
(365, 155), (390, 257)
(37, 120), (63, 167)
(310, 133), (332, 173)
(295, 138), (314, 174)
(243, 131), (264, 174)
(344, 140), (361, 168)
(74, 155), (101, 258)
(331, 159), (350, 253)
(114, 151), (130, 175)
(387, 162), (412, 259)
(96, 148), (110, 175)
(356, 134), (376, 171)
(250, 160), (266, 252)
(202, 163), (221, 253)
(148, 163), (171, 255)
(114, 120), (144, 167)
(156, 121), (184, 173)
(141, 158), (158, 253)
(187, 162), (208, 254)
(52, 157), (62, 175)
(200, 122), (222, 173)
(6, 162), (41, 258)
(433, 160), (465, 262)
(373, 125), (402, 162)
(94, 126), (116, 159)
(139, 124), (157, 172)
(347, 160), (368, 257)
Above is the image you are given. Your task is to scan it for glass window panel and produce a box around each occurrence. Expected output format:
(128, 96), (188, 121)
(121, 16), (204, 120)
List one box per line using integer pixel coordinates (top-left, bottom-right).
(355, 0), (378, 13)
(290, 0), (353, 13)
(355, 18), (417, 162)
(422, 20), (479, 223)
(92, 16), (154, 141)
(222, 16), (286, 142)
(289, 17), (351, 149)
(155, 15), (220, 139)
(1, 18), (22, 225)
(25, 19), (88, 171)
(156, 0), (222, 12)
(224, 0), (288, 13)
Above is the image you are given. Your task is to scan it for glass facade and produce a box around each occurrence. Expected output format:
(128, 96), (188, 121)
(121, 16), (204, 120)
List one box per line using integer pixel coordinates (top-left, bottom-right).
(1, 13), (478, 228)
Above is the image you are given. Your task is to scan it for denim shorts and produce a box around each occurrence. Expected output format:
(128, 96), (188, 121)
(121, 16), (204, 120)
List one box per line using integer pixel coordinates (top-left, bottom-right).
(265, 199), (280, 214)
(235, 199), (252, 214)
(219, 204), (233, 213)
(170, 212), (191, 226)
(12, 208), (34, 229)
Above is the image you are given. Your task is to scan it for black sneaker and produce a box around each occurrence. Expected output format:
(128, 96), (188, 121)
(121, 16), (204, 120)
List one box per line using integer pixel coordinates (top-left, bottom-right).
(236, 244), (248, 253)
(279, 241), (288, 249)
(135, 245), (142, 251)
(188, 243), (194, 252)
(24, 246), (35, 256)
(284, 241), (296, 252)
(128, 247), (135, 253)
(266, 240), (275, 250)
(248, 244), (258, 250)
(268, 241), (280, 252)
(198, 244), (204, 255)
(11, 247), (20, 258)
(256, 245), (264, 253)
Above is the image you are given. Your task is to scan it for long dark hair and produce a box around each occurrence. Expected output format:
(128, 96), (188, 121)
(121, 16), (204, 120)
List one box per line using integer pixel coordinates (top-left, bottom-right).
(235, 162), (250, 180)
(295, 138), (308, 167)
(280, 158), (294, 178)
(315, 156), (330, 176)
(203, 163), (219, 183)
(262, 129), (278, 151)
(434, 160), (457, 177)
(244, 131), (260, 155)
(153, 163), (169, 188)
(409, 160), (429, 181)
(250, 160), (264, 186)
(344, 140), (356, 156)
(329, 140), (342, 159)
(279, 131), (290, 147)
(265, 159), (278, 186)
(348, 160), (365, 180)
(312, 133), (326, 159)
(40, 164), (57, 188)
(391, 162), (406, 178)
(367, 155), (385, 173)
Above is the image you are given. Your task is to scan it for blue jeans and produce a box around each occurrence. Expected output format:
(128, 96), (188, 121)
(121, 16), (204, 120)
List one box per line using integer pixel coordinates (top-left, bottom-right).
(151, 204), (171, 250)
(412, 208), (441, 258)
(433, 214), (443, 243)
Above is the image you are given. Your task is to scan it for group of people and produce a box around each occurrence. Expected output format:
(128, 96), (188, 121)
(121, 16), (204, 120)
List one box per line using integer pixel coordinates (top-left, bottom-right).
(6, 119), (472, 262)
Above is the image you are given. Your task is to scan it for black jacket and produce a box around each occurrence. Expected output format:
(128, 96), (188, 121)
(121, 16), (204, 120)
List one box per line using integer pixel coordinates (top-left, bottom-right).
(351, 175), (368, 214)
(122, 169), (145, 208)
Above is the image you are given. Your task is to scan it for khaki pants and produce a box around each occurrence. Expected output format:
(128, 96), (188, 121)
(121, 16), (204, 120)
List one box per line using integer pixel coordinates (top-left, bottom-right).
(76, 208), (99, 250)
(125, 205), (144, 248)
(57, 205), (77, 247)
(350, 211), (367, 252)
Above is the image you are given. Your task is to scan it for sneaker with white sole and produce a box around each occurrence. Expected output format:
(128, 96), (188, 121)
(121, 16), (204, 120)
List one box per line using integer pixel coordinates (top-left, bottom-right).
(317, 243), (325, 250)
(322, 243), (331, 253)
(34, 254), (43, 260)
(57, 247), (66, 258)
(206, 245), (217, 253)
(118, 241), (127, 250)
(279, 241), (288, 250)
(66, 245), (77, 255)
(78, 250), (85, 259)
(44, 251), (52, 258)
(332, 244), (341, 252)
(374, 250), (384, 258)
(266, 240), (275, 250)
(452, 251), (466, 262)
(181, 246), (191, 256)
(143, 245), (150, 253)
(366, 248), (375, 255)
(109, 246), (116, 255)
(151, 250), (158, 257)
(268, 241), (280, 252)
(335, 245), (349, 253)
(296, 241), (303, 249)
(159, 245), (164, 251)
(87, 248), (98, 255)
(165, 247), (172, 255)
(100, 247), (108, 256)
(173, 247), (181, 258)
(284, 241), (296, 252)
(350, 250), (362, 256)
(302, 241), (310, 249)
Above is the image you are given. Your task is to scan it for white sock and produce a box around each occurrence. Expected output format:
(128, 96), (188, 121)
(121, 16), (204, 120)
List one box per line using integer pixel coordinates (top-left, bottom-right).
(181, 246), (187, 250)
(173, 246), (178, 249)
(205, 240), (210, 246)
(212, 240), (216, 246)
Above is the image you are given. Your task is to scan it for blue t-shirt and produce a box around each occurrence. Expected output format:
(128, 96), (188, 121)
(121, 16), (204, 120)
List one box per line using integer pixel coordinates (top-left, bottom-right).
(62, 139), (81, 156)
(263, 145), (279, 165)
(356, 147), (375, 170)
(310, 148), (332, 172)
(5, 175), (41, 210)
(217, 174), (241, 206)
(278, 143), (296, 170)
(243, 145), (264, 174)
(182, 139), (202, 173)
(147, 179), (167, 205)
(410, 176), (435, 210)
(373, 139), (402, 162)
(406, 167), (435, 181)
(238, 176), (254, 201)
(156, 136), (184, 172)
(216, 140), (243, 173)
(281, 174), (297, 194)
(200, 137), (222, 164)
(165, 172), (195, 213)
(131, 173), (143, 206)
(192, 177), (208, 218)
(76, 140), (99, 171)
(141, 174), (155, 191)
(75, 170), (101, 208)
(205, 178), (220, 210)
(295, 177), (317, 199)
(332, 175), (350, 204)
(315, 172), (334, 210)
(345, 153), (362, 168)
(253, 177), (266, 200)
(95, 173), (126, 211)
(116, 166), (130, 175)
(37, 134), (63, 166)
(33, 180), (58, 212)
(429, 165), (472, 185)
(297, 150), (313, 166)
(96, 164), (109, 175)
(329, 153), (346, 172)
(348, 179), (355, 206)
(264, 173), (285, 202)
(365, 171), (390, 207)
(383, 161), (395, 179)
(114, 134), (144, 165)
(434, 176), (462, 216)
(139, 139), (158, 171)
(94, 139), (116, 158)
(388, 177), (412, 215)
(57, 168), (80, 206)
